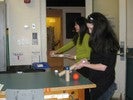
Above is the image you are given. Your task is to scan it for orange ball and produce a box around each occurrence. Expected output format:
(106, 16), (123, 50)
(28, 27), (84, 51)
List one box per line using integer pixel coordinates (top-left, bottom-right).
(72, 73), (79, 80)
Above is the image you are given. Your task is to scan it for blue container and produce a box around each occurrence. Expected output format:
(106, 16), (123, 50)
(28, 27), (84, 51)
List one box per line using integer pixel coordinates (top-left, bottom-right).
(32, 62), (50, 70)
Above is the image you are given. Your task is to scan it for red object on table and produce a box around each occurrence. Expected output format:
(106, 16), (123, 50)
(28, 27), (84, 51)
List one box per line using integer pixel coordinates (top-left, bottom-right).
(72, 73), (80, 80)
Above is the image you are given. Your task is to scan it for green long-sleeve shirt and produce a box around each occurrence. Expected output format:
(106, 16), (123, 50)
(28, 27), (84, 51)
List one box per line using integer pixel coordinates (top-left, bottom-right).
(56, 33), (91, 62)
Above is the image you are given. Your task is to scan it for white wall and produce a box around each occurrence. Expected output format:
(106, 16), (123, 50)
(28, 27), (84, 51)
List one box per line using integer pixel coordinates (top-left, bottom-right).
(6, 0), (46, 65)
(93, 0), (119, 38)
(5, 1), (86, 66)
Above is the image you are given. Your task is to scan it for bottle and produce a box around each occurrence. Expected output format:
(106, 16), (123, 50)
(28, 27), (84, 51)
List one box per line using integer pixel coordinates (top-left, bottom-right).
(65, 66), (70, 82)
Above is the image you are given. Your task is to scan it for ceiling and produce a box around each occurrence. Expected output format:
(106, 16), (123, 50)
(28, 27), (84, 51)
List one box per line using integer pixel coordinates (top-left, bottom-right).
(46, 0), (85, 7)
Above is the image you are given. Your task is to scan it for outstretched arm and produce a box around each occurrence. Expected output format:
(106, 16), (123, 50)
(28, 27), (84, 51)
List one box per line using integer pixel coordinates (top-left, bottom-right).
(74, 59), (107, 71)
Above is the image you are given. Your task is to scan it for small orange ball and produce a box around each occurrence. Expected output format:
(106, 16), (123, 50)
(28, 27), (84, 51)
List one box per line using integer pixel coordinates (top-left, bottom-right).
(72, 73), (79, 80)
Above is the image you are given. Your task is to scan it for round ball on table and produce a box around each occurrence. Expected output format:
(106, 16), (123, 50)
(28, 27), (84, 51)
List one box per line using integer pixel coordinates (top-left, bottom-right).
(72, 72), (80, 80)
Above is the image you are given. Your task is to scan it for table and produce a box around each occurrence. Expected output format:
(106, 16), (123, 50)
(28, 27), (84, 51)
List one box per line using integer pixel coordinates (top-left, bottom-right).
(0, 70), (96, 99)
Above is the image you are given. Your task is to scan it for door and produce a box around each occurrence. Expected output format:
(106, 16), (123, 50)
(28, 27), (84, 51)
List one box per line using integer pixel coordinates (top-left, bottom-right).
(85, 0), (126, 99)
(46, 9), (64, 71)
(115, 0), (126, 99)
(125, 0), (133, 99)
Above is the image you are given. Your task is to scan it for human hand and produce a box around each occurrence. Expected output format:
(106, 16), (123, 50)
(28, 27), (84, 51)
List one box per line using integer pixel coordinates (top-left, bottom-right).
(49, 50), (57, 57)
(75, 58), (89, 69)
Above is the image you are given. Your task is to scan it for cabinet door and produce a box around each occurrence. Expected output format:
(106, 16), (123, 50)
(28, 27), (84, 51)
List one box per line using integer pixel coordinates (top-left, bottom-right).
(0, 2), (6, 71)
(45, 89), (84, 100)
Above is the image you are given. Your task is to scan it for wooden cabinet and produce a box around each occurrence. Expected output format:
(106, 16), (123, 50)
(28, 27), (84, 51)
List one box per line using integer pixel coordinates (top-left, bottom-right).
(45, 89), (85, 100)
(0, 89), (85, 100)
(47, 51), (64, 72)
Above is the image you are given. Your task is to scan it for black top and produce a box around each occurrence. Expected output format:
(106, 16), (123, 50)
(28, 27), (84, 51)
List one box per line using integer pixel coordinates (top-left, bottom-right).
(89, 51), (117, 99)
(78, 50), (117, 99)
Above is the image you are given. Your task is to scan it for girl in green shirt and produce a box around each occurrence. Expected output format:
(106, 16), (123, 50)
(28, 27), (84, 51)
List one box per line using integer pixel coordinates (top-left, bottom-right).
(50, 17), (91, 62)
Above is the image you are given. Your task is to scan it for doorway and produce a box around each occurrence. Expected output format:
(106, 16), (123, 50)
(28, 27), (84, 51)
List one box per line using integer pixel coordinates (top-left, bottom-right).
(46, 9), (64, 71)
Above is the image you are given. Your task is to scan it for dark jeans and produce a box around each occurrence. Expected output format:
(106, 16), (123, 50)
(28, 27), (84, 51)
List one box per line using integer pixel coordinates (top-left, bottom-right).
(98, 83), (117, 100)
(85, 83), (117, 100)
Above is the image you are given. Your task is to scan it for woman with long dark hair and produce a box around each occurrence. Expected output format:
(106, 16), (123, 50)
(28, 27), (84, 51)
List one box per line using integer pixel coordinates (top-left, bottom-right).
(74, 12), (120, 100)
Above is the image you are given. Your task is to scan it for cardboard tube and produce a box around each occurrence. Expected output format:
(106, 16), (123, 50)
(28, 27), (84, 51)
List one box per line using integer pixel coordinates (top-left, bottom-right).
(58, 65), (76, 77)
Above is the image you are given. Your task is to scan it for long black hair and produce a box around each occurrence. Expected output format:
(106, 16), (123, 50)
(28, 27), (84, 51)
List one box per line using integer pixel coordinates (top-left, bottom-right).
(87, 12), (120, 53)
(73, 17), (89, 45)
